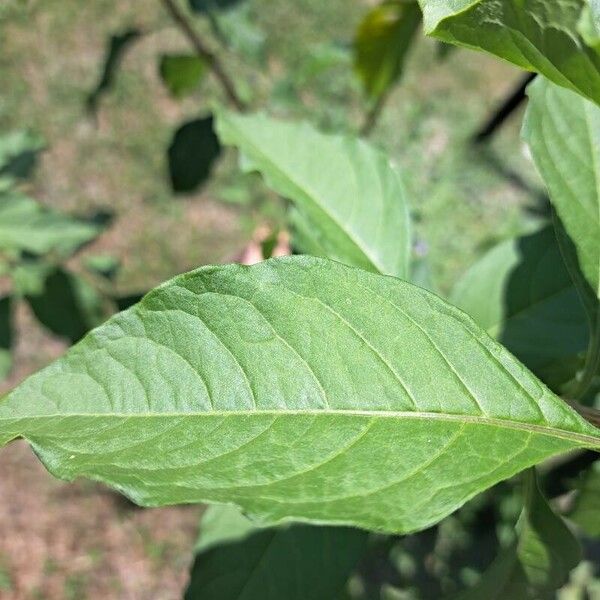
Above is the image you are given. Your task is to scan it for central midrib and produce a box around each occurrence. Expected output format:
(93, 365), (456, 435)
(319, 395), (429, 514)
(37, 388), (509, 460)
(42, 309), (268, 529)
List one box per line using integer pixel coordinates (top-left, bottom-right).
(2, 408), (599, 447)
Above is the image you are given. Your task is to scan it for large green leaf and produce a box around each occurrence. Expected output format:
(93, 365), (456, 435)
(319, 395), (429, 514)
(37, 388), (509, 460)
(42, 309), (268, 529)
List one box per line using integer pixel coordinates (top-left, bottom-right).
(523, 78), (600, 397)
(0, 193), (101, 256)
(185, 505), (366, 599)
(215, 112), (412, 279)
(457, 470), (580, 599)
(1, 257), (599, 534)
(451, 226), (589, 390)
(418, 0), (600, 105)
(524, 78), (600, 298)
(354, 0), (422, 101)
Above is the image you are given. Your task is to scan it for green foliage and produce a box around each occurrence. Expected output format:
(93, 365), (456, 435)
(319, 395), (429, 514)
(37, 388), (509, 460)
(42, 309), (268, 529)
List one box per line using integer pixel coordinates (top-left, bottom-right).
(3, 1), (600, 597)
(25, 268), (106, 344)
(579, 0), (600, 50)
(1, 256), (599, 533)
(523, 78), (600, 301)
(168, 116), (221, 193)
(569, 460), (600, 537)
(457, 470), (580, 599)
(451, 226), (589, 391)
(0, 194), (101, 257)
(418, 0), (600, 104)
(354, 0), (421, 101)
(215, 111), (412, 278)
(159, 54), (206, 97)
(0, 129), (44, 182)
(0, 130), (111, 379)
(523, 77), (600, 399)
(185, 505), (367, 599)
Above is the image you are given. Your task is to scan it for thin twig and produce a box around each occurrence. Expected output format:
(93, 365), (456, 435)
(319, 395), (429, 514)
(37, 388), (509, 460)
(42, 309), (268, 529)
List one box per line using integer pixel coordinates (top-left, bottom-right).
(471, 73), (536, 144)
(160, 0), (246, 111)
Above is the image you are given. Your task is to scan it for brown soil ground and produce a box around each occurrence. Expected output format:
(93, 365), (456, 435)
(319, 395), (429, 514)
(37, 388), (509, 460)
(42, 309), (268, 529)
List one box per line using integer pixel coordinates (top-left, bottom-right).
(0, 439), (201, 600)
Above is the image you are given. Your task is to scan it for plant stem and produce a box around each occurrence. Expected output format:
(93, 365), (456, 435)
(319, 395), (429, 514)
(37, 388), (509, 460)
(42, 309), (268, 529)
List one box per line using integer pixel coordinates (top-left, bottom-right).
(160, 0), (246, 111)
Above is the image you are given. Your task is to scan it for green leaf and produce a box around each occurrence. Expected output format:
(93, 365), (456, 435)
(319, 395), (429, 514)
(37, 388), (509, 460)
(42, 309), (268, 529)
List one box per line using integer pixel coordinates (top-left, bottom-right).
(417, 0), (600, 105)
(523, 78), (600, 398)
(579, 0), (600, 51)
(524, 78), (600, 298)
(159, 54), (206, 98)
(0, 130), (44, 182)
(215, 112), (412, 278)
(354, 0), (422, 101)
(0, 194), (101, 256)
(168, 116), (221, 193)
(569, 460), (600, 537)
(451, 226), (589, 390)
(457, 470), (580, 599)
(25, 268), (106, 344)
(1, 257), (599, 533)
(83, 254), (121, 281)
(185, 505), (366, 599)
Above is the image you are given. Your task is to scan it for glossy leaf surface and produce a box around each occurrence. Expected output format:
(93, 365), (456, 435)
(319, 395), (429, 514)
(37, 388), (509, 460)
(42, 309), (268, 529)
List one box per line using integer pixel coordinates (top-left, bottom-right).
(418, 0), (600, 104)
(216, 111), (412, 278)
(1, 257), (599, 534)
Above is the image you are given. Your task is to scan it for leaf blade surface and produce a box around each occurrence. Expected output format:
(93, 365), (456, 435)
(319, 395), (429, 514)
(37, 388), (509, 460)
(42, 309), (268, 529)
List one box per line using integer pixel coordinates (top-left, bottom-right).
(0, 257), (598, 533)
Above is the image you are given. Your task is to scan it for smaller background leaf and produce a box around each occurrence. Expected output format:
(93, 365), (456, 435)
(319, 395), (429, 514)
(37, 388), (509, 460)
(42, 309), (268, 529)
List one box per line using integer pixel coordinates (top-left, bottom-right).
(185, 505), (367, 600)
(456, 470), (580, 599)
(168, 116), (221, 193)
(159, 54), (206, 98)
(569, 460), (600, 538)
(354, 0), (421, 100)
(25, 268), (107, 343)
(0, 193), (103, 257)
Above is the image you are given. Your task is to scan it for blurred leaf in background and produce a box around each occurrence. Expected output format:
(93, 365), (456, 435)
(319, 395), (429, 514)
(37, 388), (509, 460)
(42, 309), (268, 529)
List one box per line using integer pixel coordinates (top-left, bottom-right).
(354, 0), (421, 101)
(159, 54), (207, 98)
(168, 116), (222, 193)
(25, 268), (107, 344)
(185, 505), (367, 600)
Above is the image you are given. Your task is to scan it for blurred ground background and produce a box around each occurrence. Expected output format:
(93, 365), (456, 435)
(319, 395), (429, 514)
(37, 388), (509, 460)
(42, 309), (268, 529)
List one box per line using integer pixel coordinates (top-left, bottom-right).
(0, 0), (542, 597)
